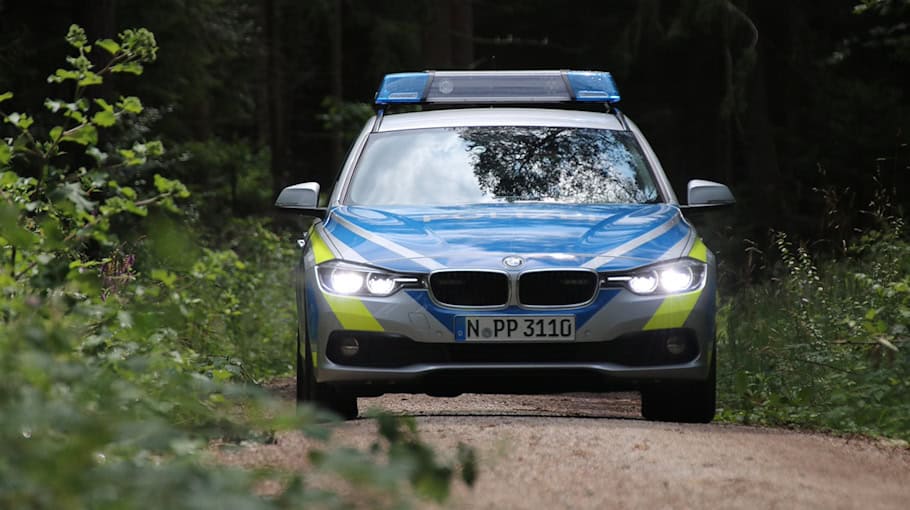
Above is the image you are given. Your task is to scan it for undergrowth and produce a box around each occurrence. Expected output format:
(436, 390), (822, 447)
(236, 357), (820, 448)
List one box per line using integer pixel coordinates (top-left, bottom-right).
(0, 25), (474, 509)
(717, 197), (910, 441)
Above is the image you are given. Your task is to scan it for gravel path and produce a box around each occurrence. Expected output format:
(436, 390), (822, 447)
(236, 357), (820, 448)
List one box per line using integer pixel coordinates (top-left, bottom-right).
(214, 379), (910, 509)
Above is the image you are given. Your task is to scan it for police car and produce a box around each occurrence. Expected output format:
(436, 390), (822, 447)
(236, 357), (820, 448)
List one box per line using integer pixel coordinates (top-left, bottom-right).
(276, 70), (735, 422)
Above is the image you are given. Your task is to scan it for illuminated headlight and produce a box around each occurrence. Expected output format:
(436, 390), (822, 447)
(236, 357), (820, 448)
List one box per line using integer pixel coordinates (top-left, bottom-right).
(317, 262), (418, 297)
(605, 259), (706, 295)
(329, 270), (365, 294)
(366, 274), (397, 295)
(659, 266), (694, 293)
(628, 271), (658, 294)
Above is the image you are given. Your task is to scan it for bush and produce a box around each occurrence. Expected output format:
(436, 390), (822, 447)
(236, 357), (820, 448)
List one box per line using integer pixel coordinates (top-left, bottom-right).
(718, 210), (910, 440)
(0, 25), (473, 508)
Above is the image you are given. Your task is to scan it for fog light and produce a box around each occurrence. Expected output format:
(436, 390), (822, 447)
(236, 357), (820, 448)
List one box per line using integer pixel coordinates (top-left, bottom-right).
(665, 335), (687, 356)
(339, 336), (360, 357)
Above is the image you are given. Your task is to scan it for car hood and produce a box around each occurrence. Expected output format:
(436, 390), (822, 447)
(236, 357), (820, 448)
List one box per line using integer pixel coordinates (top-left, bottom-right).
(321, 203), (693, 272)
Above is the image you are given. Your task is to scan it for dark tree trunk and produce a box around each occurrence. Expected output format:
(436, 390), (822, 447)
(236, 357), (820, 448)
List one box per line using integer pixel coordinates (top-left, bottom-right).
(423, 0), (475, 69)
(263, 0), (287, 196)
(330, 0), (344, 175)
(451, 0), (474, 67)
(424, 0), (453, 68)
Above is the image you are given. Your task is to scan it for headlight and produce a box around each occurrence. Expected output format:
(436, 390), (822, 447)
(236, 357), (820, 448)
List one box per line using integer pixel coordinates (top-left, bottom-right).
(604, 259), (706, 295)
(329, 269), (365, 294)
(317, 262), (419, 297)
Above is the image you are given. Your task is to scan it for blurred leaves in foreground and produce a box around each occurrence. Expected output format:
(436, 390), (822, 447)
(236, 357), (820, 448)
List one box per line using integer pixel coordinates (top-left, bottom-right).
(0, 25), (473, 509)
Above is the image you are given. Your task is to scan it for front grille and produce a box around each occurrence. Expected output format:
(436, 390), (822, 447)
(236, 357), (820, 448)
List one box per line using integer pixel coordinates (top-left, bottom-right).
(519, 271), (598, 306)
(429, 271), (509, 307)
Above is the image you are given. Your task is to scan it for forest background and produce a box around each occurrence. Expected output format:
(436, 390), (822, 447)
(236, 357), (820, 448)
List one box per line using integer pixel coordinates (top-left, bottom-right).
(0, 0), (907, 508)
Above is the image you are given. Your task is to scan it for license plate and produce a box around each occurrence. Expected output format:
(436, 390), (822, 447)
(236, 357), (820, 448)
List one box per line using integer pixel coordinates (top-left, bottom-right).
(456, 316), (575, 341)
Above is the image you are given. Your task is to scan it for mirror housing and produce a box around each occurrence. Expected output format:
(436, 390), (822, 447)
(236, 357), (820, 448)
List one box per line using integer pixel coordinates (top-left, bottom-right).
(683, 179), (735, 210)
(275, 182), (326, 217)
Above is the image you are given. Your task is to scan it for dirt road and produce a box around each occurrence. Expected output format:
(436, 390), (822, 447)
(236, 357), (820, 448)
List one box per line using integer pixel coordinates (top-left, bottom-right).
(216, 381), (910, 509)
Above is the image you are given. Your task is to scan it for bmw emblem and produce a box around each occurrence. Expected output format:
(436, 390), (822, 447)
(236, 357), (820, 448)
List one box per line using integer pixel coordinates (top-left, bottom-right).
(502, 256), (524, 268)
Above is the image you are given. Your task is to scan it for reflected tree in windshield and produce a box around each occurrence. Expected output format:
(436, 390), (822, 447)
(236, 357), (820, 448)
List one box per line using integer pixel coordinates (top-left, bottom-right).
(347, 126), (658, 206)
(460, 127), (657, 203)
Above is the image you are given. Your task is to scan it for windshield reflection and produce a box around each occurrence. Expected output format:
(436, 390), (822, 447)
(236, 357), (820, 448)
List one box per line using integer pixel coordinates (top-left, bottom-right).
(347, 126), (659, 206)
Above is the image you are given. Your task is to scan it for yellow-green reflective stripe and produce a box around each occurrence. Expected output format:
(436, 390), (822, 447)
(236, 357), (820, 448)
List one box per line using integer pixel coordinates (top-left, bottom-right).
(311, 350), (318, 368)
(310, 229), (335, 263)
(689, 238), (708, 262)
(323, 293), (384, 332)
(643, 290), (702, 330)
(643, 238), (708, 330)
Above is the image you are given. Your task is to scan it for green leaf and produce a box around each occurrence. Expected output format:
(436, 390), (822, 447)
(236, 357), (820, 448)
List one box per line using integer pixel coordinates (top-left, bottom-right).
(0, 143), (10, 166)
(154, 174), (190, 198)
(117, 96), (143, 114)
(111, 62), (144, 75)
(0, 171), (17, 186)
(49, 126), (63, 141)
(6, 113), (34, 130)
(78, 72), (104, 87)
(96, 38), (120, 55)
(119, 186), (137, 200)
(151, 269), (177, 288)
(118, 28), (158, 63)
(104, 196), (147, 217)
(66, 24), (88, 49)
(92, 110), (116, 127)
(56, 182), (96, 213)
(118, 148), (144, 166)
(145, 140), (164, 157)
(0, 91), (12, 103)
(44, 99), (63, 112)
(48, 68), (80, 84)
(94, 98), (113, 111)
(0, 202), (38, 249)
(64, 110), (86, 124)
(61, 125), (98, 146)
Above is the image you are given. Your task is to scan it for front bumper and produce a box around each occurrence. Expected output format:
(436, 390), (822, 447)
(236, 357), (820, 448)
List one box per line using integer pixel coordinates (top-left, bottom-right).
(302, 265), (717, 395)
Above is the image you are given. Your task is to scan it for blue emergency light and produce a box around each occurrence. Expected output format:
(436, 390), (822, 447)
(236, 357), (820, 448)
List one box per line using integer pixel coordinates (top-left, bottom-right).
(375, 70), (621, 105)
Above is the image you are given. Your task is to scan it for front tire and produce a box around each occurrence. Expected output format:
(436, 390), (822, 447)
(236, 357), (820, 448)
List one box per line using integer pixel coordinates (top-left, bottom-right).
(640, 344), (716, 423)
(296, 331), (358, 420)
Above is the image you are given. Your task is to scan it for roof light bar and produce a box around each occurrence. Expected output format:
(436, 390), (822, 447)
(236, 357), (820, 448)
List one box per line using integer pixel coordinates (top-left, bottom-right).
(565, 71), (621, 103)
(374, 70), (621, 105)
(375, 72), (431, 104)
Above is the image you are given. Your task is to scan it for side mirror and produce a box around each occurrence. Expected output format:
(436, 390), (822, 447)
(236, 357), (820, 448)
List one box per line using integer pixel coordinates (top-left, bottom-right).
(275, 182), (326, 217)
(684, 179), (735, 209)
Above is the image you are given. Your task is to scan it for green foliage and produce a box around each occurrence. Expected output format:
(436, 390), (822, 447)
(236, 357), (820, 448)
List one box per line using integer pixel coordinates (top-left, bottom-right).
(319, 97), (375, 145)
(0, 25), (474, 508)
(718, 207), (910, 440)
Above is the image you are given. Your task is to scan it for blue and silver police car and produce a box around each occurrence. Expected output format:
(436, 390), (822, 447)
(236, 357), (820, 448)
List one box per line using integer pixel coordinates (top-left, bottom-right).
(276, 70), (735, 422)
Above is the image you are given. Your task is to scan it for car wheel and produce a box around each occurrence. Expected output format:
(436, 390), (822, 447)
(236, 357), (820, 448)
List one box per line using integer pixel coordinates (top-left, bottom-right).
(640, 344), (716, 423)
(296, 331), (358, 420)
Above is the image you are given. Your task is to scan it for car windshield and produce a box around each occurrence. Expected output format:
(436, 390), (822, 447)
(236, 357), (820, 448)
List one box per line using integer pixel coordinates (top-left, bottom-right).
(345, 126), (660, 206)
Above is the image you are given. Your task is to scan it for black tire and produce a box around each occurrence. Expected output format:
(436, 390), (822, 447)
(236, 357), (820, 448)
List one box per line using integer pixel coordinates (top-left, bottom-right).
(296, 331), (358, 420)
(640, 344), (716, 423)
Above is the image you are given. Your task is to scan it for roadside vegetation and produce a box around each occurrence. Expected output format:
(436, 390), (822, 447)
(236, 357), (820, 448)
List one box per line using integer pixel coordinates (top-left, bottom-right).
(1, 3), (908, 506)
(0, 26), (473, 509)
(717, 189), (910, 441)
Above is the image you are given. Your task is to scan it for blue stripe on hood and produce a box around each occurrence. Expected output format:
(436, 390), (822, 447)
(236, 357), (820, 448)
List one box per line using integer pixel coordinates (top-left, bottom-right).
(324, 203), (690, 272)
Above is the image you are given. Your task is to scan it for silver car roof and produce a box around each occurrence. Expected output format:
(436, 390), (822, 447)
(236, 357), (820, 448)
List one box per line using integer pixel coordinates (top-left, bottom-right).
(376, 107), (625, 132)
